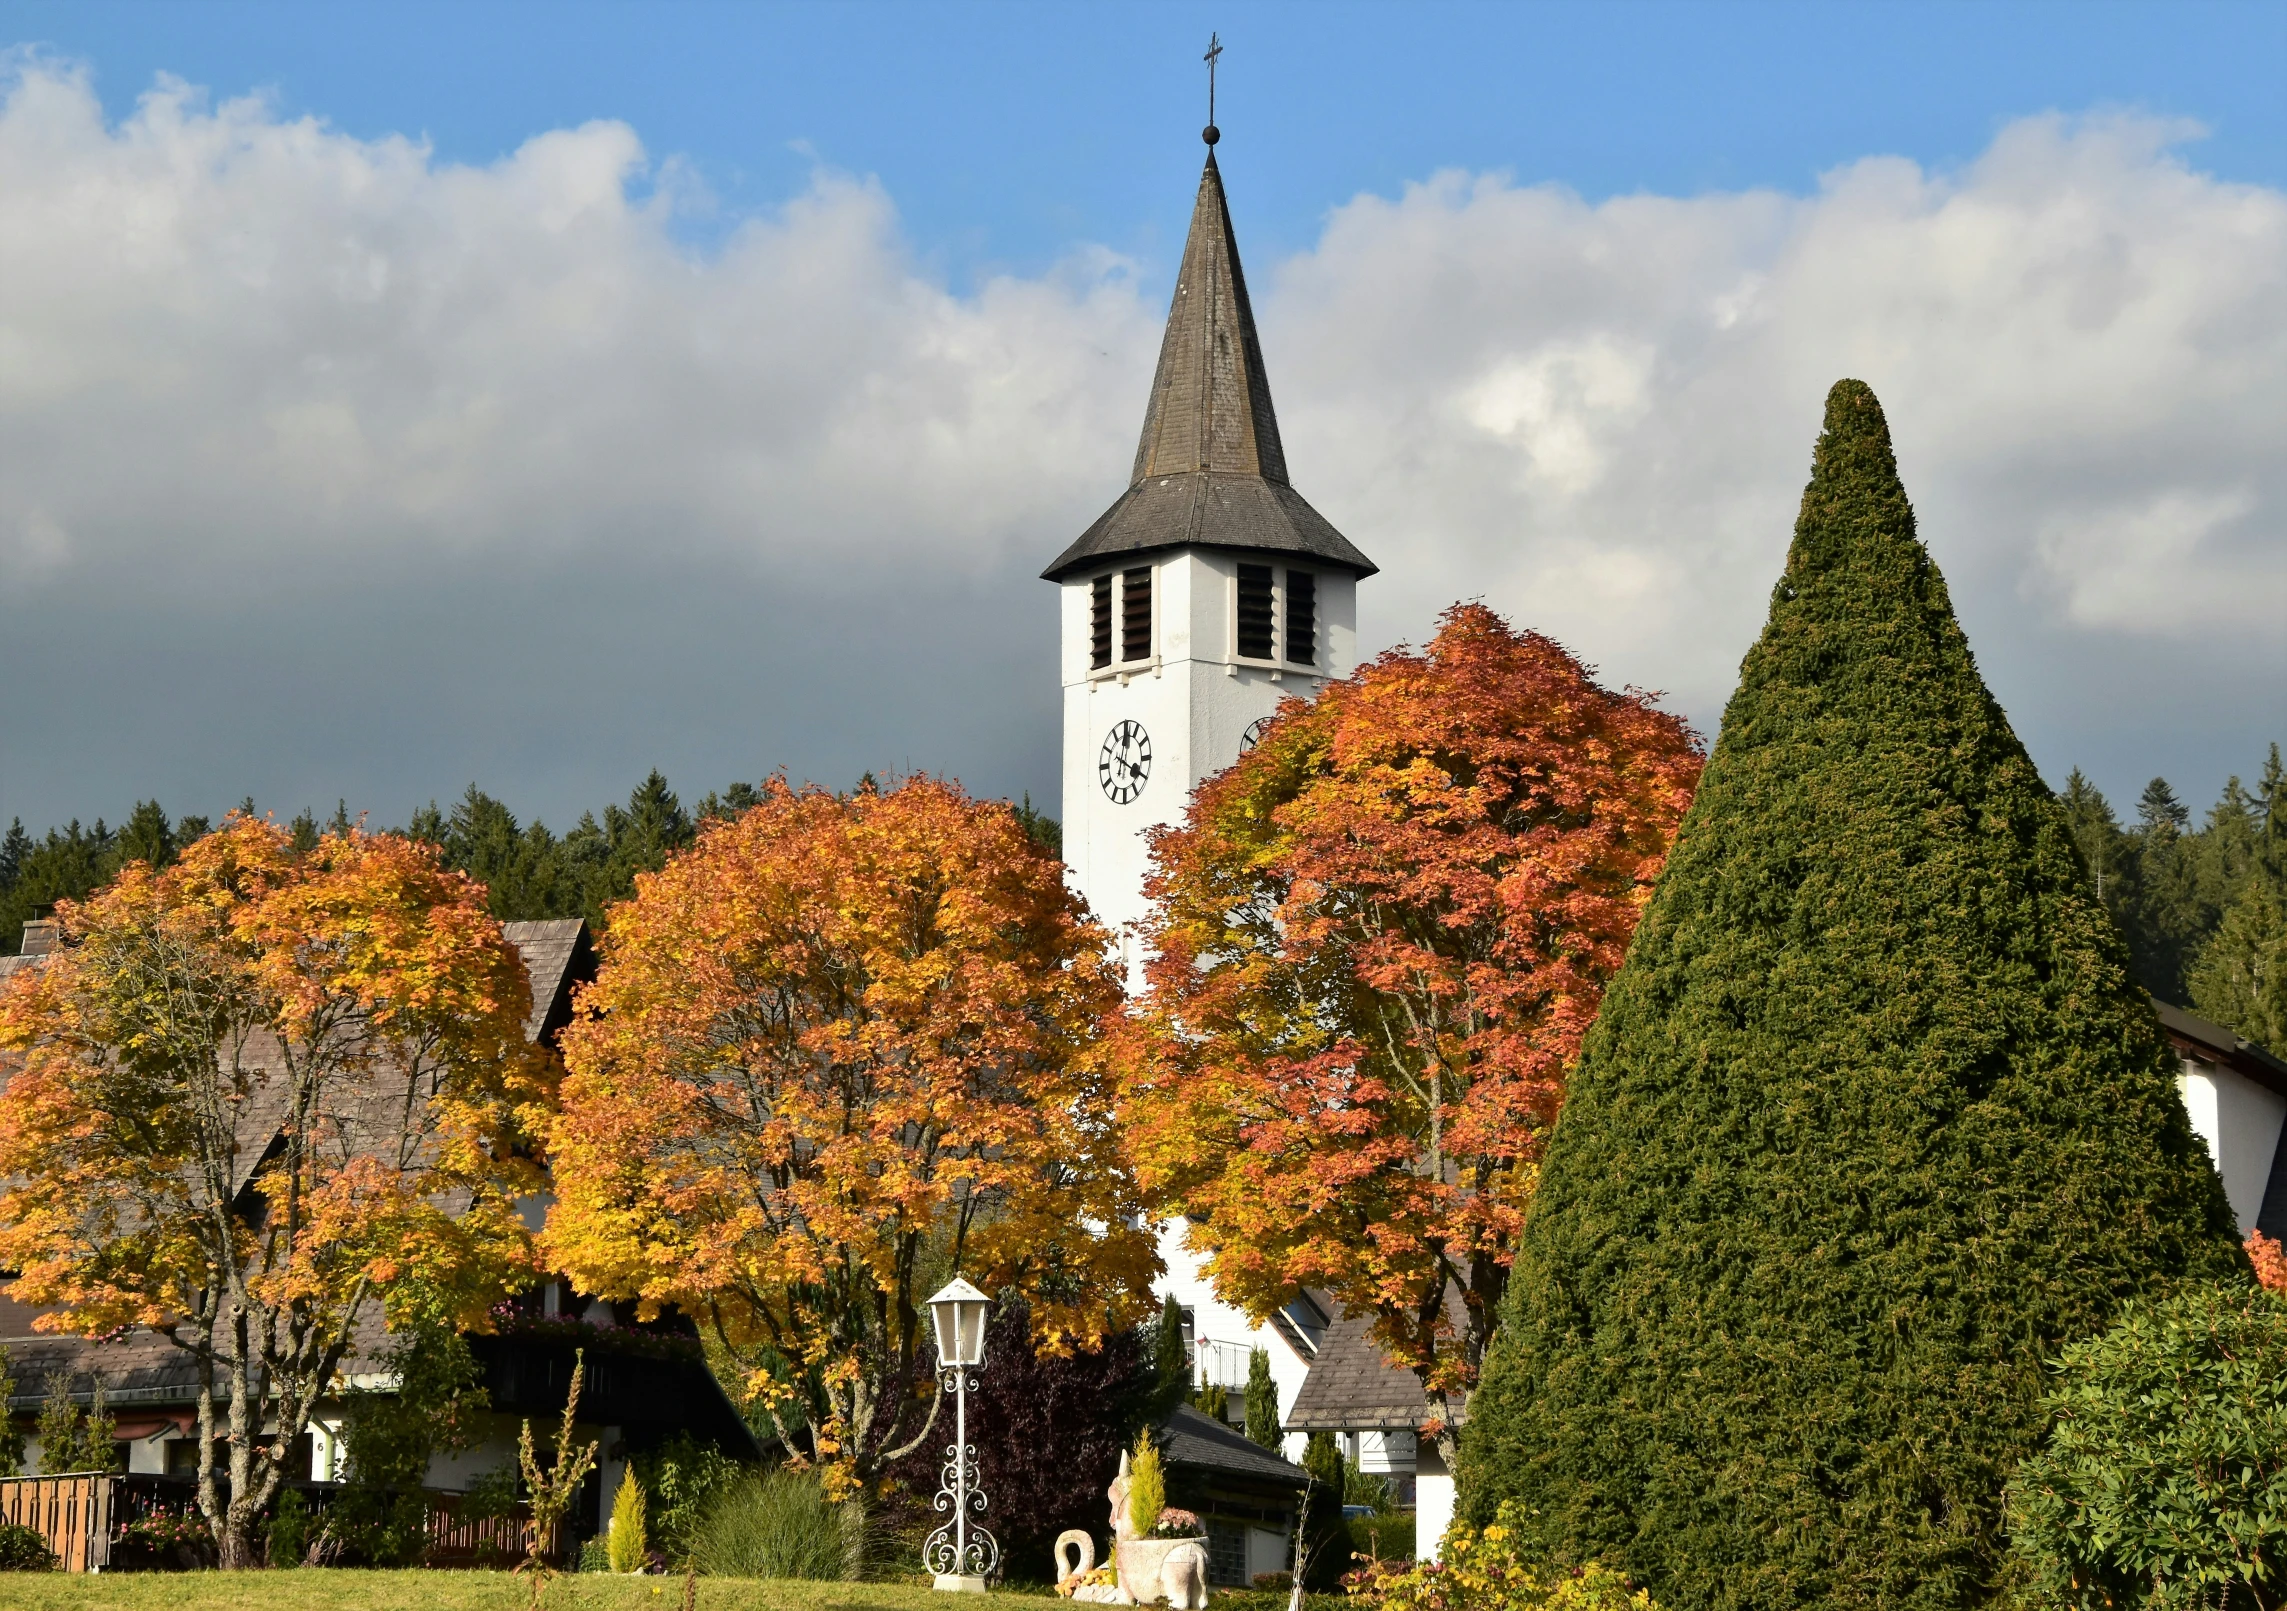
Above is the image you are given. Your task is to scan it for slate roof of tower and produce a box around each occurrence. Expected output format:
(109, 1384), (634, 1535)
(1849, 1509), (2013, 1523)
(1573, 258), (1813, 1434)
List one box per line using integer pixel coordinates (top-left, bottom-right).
(1042, 149), (1376, 582)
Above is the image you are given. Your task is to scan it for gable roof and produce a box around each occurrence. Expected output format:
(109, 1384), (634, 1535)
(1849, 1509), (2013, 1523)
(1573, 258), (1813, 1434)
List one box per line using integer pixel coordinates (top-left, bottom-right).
(1159, 1401), (1306, 1488)
(1286, 1310), (1440, 1433)
(1042, 147), (1374, 583)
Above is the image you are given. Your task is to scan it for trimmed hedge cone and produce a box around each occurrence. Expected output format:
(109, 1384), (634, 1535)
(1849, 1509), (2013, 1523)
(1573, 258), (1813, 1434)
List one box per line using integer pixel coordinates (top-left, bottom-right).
(1455, 380), (2249, 1610)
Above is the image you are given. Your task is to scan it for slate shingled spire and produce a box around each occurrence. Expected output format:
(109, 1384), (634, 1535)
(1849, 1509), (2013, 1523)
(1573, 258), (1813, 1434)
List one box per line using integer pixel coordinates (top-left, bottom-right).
(1042, 147), (1375, 581)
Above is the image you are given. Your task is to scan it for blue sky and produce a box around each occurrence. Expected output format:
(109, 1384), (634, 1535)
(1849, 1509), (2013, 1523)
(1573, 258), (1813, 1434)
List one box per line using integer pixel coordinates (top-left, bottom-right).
(0, 0), (2280, 836)
(14, 1), (2283, 279)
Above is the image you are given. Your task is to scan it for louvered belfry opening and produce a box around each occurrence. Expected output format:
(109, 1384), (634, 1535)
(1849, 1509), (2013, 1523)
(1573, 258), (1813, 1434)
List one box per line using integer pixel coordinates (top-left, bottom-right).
(1236, 564), (1275, 660)
(1285, 570), (1316, 666)
(1090, 575), (1114, 669)
(1122, 567), (1153, 661)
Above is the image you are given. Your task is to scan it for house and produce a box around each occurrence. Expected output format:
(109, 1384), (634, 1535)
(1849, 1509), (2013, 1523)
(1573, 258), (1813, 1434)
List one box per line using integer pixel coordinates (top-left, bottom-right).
(1155, 1400), (1308, 1588)
(2159, 1000), (2287, 1238)
(0, 916), (757, 1551)
(1284, 1310), (1449, 1564)
(1153, 1219), (1326, 1463)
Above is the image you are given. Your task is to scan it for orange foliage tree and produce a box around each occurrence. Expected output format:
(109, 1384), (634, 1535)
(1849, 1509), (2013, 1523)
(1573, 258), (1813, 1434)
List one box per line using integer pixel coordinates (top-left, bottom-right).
(543, 776), (1156, 1487)
(0, 816), (549, 1567)
(1117, 604), (1701, 1463)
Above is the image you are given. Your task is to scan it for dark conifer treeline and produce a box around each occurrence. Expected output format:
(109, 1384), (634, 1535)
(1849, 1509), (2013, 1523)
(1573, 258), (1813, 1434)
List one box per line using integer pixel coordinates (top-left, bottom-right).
(0, 774), (1064, 951)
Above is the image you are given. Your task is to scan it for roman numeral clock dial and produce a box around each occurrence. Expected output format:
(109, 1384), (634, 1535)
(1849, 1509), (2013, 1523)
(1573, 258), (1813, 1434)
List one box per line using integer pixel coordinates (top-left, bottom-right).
(1099, 720), (1152, 804)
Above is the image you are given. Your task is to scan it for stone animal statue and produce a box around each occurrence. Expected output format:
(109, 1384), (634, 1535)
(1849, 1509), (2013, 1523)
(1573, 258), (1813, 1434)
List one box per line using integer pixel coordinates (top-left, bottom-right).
(1102, 1451), (1210, 1610)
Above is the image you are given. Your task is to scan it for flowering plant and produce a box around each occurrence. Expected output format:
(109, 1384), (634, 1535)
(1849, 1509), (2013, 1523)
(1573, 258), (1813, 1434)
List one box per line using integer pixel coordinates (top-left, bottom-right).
(1150, 1507), (1205, 1539)
(118, 1507), (216, 1554)
(1346, 1504), (1657, 1611)
(1057, 1564), (1119, 1597)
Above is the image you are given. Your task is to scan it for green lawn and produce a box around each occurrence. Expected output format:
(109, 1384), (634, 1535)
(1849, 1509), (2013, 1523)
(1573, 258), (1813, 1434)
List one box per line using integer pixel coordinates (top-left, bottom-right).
(0, 1570), (1027, 1611)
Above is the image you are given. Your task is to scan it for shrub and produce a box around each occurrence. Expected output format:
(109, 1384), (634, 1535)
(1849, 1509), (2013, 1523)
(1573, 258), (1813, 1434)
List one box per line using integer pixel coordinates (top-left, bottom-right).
(0, 1521), (56, 1571)
(628, 1432), (742, 1565)
(2007, 1282), (2287, 1608)
(608, 1472), (650, 1573)
(1350, 1504), (1655, 1610)
(1126, 1432), (1166, 1540)
(1244, 1348), (1280, 1450)
(691, 1467), (865, 1580)
(265, 1488), (310, 1568)
(884, 1303), (1161, 1577)
(579, 1536), (611, 1573)
(1457, 380), (2248, 1609)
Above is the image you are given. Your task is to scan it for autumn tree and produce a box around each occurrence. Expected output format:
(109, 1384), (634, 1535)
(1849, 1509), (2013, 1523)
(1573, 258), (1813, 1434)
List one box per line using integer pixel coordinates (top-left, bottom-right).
(544, 776), (1157, 1489)
(0, 817), (549, 1567)
(1116, 603), (1701, 1468)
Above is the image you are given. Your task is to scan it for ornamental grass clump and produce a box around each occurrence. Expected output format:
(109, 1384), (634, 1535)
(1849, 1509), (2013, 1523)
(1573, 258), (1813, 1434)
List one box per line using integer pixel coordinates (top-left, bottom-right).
(2007, 1282), (2287, 1609)
(1350, 1504), (1656, 1611)
(689, 1466), (867, 1580)
(1457, 380), (2248, 1610)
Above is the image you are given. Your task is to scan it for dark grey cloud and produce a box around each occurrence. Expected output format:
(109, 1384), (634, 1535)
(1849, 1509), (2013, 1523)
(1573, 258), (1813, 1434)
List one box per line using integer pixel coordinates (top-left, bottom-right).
(0, 67), (2279, 836)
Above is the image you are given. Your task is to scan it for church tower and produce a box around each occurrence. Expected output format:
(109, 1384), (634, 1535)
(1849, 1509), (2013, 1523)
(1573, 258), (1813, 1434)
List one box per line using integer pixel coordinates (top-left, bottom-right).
(1044, 129), (1376, 965)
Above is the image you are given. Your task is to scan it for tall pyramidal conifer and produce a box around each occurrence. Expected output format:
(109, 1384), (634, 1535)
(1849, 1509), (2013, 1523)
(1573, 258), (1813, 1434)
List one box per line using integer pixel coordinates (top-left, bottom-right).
(1455, 381), (2246, 1610)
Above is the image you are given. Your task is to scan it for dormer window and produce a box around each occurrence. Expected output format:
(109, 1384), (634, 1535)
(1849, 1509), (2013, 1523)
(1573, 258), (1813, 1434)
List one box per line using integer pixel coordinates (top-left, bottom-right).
(1122, 567), (1153, 661)
(1090, 575), (1114, 670)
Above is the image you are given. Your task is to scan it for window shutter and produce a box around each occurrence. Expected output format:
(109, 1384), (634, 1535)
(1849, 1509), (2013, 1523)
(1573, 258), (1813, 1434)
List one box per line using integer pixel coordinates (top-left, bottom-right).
(1236, 564), (1275, 660)
(1122, 567), (1153, 661)
(1285, 570), (1316, 666)
(1090, 574), (1113, 669)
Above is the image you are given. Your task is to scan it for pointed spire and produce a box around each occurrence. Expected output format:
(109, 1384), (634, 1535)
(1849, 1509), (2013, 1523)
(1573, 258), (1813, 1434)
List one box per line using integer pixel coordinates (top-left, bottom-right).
(1130, 152), (1288, 486)
(1043, 142), (1374, 582)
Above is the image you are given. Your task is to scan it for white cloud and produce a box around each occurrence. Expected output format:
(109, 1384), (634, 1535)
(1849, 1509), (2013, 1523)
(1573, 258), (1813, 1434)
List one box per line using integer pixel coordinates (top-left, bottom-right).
(0, 58), (2279, 828)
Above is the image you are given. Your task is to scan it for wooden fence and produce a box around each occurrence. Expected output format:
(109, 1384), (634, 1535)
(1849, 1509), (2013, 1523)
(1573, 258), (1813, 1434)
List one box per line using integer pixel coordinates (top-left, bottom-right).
(0, 1472), (560, 1572)
(0, 1473), (112, 1572)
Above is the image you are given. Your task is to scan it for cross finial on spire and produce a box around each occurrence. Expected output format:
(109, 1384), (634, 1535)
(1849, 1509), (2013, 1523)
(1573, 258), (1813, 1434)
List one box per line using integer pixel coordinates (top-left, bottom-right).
(1203, 33), (1222, 146)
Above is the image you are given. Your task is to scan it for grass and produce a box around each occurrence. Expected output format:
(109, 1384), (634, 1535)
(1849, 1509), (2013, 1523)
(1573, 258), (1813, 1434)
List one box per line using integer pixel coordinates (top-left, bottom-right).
(0, 1570), (1015, 1611)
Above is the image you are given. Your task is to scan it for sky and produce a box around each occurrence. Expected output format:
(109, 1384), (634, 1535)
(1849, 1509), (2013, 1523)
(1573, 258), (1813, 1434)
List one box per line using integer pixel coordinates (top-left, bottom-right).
(0, 0), (2281, 839)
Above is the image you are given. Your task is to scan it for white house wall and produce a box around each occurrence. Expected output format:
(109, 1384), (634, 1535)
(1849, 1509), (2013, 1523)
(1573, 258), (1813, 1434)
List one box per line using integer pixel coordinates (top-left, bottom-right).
(2178, 1059), (2287, 1236)
(1154, 1219), (1315, 1463)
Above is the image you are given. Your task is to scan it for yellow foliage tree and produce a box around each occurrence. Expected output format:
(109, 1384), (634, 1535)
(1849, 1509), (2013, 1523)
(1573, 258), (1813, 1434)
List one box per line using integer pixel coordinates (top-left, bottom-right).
(0, 816), (551, 1566)
(543, 777), (1157, 1486)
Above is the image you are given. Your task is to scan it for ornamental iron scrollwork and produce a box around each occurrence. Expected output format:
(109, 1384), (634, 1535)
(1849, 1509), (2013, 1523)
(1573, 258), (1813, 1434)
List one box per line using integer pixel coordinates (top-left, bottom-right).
(922, 1364), (1001, 1580)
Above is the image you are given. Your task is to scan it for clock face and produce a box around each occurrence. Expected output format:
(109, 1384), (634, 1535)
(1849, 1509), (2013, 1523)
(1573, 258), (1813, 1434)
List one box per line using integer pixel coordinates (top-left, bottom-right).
(1099, 720), (1152, 804)
(1241, 716), (1275, 754)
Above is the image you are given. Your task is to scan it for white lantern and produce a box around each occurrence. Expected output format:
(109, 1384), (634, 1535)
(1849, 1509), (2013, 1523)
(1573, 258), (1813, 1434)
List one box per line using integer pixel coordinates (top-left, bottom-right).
(928, 1276), (991, 1368)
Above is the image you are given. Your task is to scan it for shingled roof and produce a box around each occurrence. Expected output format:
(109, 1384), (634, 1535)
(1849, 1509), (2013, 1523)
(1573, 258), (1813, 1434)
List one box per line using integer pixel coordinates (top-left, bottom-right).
(1285, 1311), (1450, 1433)
(1042, 145), (1375, 583)
(1159, 1401), (1306, 1487)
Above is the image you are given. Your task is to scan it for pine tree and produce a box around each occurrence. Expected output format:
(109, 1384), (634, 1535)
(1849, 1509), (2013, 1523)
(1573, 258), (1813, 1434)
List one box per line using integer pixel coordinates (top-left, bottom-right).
(1455, 381), (2246, 1611)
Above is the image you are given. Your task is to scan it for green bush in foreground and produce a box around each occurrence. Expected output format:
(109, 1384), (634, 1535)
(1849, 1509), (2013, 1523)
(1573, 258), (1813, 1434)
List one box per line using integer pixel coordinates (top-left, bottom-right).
(0, 1520), (57, 1570)
(1457, 380), (2248, 1610)
(2008, 1283), (2287, 1609)
(690, 1467), (865, 1580)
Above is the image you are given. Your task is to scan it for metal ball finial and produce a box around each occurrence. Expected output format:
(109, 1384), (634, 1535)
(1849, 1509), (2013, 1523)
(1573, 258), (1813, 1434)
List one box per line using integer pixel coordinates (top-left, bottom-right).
(1203, 124), (1220, 146)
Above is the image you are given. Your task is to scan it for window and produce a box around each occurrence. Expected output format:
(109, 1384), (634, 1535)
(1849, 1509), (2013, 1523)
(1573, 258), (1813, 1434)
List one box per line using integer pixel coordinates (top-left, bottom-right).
(1285, 570), (1316, 666)
(1090, 575), (1113, 669)
(1122, 567), (1153, 662)
(1236, 564), (1275, 660)
(1206, 1521), (1248, 1587)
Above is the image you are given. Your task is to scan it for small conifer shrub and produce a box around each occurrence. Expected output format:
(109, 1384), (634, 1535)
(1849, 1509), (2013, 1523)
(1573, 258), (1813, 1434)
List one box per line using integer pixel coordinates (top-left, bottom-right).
(608, 1473), (649, 1573)
(1457, 380), (2248, 1610)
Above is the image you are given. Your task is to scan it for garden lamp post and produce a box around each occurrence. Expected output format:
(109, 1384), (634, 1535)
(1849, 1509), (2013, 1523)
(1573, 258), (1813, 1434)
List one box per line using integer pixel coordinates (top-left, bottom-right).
(925, 1277), (999, 1591)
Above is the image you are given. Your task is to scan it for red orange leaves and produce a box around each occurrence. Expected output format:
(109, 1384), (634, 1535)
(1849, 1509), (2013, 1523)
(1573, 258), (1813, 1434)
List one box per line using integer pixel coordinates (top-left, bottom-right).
(1117, 604), (1700, 1434)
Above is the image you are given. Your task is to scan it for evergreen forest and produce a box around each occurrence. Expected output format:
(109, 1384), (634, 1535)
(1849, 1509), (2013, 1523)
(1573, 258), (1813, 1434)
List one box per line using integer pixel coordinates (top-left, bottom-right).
(0, 772), (1065, 953)
(2, 765), (2271, 1052)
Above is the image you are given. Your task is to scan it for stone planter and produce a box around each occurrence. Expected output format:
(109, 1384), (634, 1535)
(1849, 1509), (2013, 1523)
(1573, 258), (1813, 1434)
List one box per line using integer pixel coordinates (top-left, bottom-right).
(1116, 1536), (1210, 1607)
